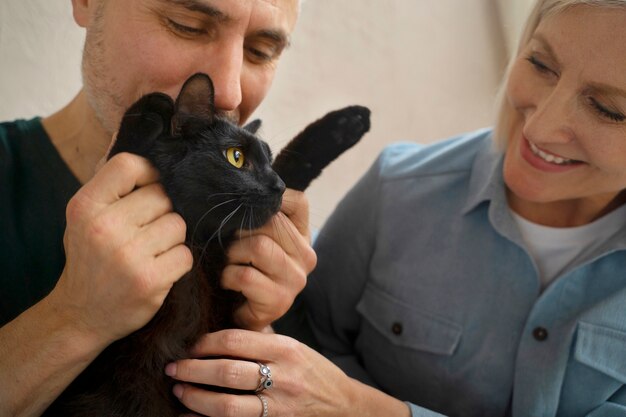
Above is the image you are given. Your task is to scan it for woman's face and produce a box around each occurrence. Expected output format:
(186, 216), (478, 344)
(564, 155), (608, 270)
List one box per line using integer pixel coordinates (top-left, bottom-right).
(503, 5), (626, 223)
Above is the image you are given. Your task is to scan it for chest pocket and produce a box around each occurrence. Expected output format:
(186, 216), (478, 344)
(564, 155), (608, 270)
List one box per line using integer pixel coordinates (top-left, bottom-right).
(576, 321), (626, 384)
(356, 283), (462, 355)
(558, 321), (626, 416)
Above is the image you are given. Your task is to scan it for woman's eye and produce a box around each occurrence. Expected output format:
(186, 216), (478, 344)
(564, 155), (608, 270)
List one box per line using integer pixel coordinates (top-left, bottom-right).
(526, 55), (555, 76)
(589, 97), (626, 122)
(225, 147), (245, 168)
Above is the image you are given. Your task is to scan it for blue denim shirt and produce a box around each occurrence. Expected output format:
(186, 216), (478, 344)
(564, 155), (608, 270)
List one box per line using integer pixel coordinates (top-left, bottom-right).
(278, 129), (626, 417)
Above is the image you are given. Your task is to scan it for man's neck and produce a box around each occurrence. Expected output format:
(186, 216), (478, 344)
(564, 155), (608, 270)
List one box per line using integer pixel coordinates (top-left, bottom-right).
(41, 90), (112, 184)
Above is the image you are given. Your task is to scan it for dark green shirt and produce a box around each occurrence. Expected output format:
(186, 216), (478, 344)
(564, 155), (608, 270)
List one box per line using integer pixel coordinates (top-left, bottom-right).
(0, 118), (80, 326)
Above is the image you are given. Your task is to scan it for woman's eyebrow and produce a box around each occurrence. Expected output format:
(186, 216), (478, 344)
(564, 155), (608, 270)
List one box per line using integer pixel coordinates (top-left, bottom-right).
(586, 82), (626, 100)
(530, 33), (561, 65)
(530, 34), (626, 99)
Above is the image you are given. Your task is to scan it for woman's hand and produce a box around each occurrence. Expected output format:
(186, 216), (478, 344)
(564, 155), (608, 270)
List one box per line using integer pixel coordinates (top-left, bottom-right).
(165, 329), (358, 417)
(221, 190), (317, 331)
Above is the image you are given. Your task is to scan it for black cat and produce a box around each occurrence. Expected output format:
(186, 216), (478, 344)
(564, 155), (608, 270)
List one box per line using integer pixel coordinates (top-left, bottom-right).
(44, 73), (370, 416)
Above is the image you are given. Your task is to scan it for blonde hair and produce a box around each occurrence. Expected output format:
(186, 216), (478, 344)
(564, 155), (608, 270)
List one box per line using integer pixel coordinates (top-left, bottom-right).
(492, 0), (626, 149)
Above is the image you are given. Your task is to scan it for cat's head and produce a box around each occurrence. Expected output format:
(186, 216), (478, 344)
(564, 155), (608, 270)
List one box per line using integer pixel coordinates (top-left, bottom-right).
(114, 73), (285, 244)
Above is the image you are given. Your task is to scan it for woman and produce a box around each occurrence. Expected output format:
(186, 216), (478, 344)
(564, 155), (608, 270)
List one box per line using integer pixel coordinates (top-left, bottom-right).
(166, 1), (626, 416)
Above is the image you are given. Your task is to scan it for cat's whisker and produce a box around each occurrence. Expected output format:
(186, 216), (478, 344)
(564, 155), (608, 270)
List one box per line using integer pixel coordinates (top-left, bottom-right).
(241, 206), (254, 243)
(195, 203), (243, 265)
(274, 208), (309, 264)
(216, 204), (243, 249)
(237, 207), (249, 241)
(204, 192), (243, 202)
(191, 198), (239, 244)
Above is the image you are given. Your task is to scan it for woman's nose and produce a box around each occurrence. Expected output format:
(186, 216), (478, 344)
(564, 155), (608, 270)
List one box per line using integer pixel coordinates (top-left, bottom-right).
(524, 82), (576, 144)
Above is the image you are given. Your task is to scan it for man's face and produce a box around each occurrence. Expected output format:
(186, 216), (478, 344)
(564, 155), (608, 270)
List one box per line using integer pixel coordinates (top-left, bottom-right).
(77, 0), (298, 134)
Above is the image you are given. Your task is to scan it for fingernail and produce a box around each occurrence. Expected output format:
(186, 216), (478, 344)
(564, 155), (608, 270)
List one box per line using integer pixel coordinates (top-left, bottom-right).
(165, 363), (177, 377)
(173, 384), (184, 399)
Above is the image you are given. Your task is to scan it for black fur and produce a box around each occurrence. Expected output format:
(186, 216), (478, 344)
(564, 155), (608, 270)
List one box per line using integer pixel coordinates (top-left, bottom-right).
(44, 73), (370, 416)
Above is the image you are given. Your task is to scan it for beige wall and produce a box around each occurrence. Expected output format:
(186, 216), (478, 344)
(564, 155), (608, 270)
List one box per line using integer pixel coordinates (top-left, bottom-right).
(496, 0), (536, 53)
(0, 0), (521, 229)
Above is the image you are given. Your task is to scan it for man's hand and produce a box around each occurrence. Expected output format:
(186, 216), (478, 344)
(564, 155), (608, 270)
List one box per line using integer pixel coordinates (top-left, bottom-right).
(48, 152), (193, 345)
(221, 189), (317, 331)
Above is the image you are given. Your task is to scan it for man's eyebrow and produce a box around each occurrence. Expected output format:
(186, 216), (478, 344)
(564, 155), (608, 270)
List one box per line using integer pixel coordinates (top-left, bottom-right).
(253, 29), (291, 49)
(162, 0), (291, 47)
(166, 0), (231, 22)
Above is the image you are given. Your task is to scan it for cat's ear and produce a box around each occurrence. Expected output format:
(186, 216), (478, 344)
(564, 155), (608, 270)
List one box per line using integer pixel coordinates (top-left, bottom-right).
(172, 73), (216, 132)
(243, 119), (262, 134)
(109, 92), (175, 160)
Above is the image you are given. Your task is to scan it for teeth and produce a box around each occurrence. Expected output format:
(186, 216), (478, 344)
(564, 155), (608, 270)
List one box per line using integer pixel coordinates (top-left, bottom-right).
(528, 141), (572, 165)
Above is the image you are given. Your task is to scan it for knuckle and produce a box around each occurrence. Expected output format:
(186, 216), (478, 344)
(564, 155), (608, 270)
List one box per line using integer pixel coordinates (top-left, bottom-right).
(94, 211), (117, 232)
(275, 288), (293, 313)
(295, 270), (308, 293)
(219, 330), (246, 351)
(218, 361), (244, 386)
(221, 396), (243, 417)
(251, 235), (274, 256)
(276, 334), (301, 358)
(303, 246), (317, 272)
(152, 184), (174, 210)
(110, 152), (140, 172)
(112, 241), (135, 266)
(236, 265), (256, 286)
(179, 245), (194, 270)
(167, 213), (187, 238)
(65, 193), (90, 223)
(85, 213), (117, 245)
(220, 265), (236, 288)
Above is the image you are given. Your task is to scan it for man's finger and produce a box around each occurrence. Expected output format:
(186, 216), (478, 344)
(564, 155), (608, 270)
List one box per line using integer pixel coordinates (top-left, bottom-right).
(279, 189), (310, 238)
(113, 182), (173, 228)
(81, 153), (159, 205)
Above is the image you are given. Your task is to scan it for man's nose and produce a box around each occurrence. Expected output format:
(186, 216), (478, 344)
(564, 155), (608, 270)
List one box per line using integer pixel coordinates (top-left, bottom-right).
(204, 42), (243, 113)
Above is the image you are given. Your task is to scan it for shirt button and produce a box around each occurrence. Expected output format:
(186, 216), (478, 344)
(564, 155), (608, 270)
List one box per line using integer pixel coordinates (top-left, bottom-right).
(533, 327), (548, 341)
(391, 322), (403, 335)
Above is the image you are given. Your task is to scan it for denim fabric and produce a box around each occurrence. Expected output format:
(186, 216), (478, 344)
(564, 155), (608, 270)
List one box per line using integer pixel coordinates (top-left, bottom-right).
(278, 128), (626, 417)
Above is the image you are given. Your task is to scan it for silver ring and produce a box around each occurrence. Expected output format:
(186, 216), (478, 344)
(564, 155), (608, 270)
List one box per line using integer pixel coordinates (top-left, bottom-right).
(257, 393), (268, 417)
(255, 362), (273, 392)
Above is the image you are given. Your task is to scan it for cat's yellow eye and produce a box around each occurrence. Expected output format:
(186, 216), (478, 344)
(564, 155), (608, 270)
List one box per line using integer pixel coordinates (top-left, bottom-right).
(226, 147), (245, 168)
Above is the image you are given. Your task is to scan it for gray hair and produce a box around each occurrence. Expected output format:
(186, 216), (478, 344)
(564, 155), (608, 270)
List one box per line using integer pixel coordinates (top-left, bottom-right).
(492, 0), (626, 149)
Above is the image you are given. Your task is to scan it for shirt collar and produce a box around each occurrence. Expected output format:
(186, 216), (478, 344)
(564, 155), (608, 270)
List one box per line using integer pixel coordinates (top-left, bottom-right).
(461, 131), (626, 254)
(461, 132), (505, 215)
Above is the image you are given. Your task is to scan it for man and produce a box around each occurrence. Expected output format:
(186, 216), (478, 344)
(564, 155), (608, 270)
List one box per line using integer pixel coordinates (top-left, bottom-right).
(0, 0), (315, 415)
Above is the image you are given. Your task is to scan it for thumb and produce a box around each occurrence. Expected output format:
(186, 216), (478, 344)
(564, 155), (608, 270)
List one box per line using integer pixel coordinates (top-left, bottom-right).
(95, 131), (119, 173)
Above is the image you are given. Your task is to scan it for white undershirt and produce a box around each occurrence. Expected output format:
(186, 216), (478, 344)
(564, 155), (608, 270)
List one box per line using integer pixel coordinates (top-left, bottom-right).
(511, 204), (626, 289)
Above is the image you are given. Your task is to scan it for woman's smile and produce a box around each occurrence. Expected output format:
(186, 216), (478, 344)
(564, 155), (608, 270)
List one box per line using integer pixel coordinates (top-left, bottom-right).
(519, 134), (583, 173)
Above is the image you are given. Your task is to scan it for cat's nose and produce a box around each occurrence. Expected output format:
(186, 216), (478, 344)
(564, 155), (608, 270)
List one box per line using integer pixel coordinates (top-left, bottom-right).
(271, 175), (286, 194)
